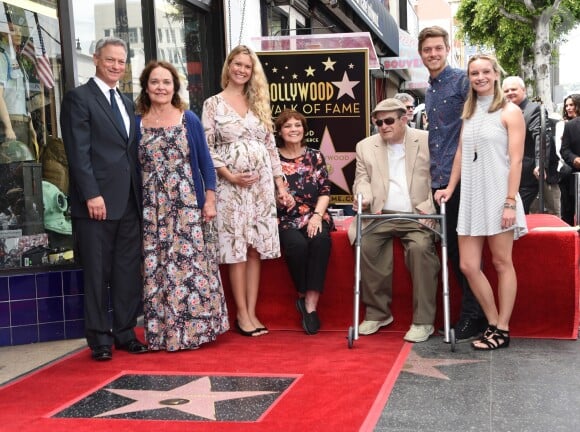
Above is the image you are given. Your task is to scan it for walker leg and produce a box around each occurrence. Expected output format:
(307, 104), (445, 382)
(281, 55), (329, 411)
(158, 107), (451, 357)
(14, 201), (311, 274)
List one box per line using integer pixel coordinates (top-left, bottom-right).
(449, 328), (456, 352)
(347, 326), (355, 349)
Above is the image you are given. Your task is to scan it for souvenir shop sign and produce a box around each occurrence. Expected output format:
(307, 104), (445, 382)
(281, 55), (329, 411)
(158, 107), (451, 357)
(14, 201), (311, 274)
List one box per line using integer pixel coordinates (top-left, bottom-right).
(258, 49), (369, 204)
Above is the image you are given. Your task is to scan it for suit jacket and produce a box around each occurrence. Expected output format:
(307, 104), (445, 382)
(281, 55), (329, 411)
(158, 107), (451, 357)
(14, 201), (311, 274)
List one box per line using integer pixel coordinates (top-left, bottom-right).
(561, 117), (580, 173)
(519, 98), (545, 188)
(347, 127), (434, 243)
(60, 78), (141, 220)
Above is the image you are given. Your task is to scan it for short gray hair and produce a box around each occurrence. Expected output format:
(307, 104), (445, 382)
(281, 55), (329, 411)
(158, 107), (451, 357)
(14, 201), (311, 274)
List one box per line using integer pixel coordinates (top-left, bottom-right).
(94, 36), (127, 57)
(502, 76), (525, 90)
(394, 93), (415, 105)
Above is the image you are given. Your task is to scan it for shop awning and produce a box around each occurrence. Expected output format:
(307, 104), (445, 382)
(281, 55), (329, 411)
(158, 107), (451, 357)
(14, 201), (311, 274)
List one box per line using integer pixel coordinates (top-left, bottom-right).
(381, 30), (429, 92)
(344, 0), (399, 56)
(250, 32), (381, 69)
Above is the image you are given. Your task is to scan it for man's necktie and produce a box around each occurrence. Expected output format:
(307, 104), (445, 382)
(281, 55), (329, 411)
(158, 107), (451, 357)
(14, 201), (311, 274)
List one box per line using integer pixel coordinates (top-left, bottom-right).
(109, 88), (127, 137)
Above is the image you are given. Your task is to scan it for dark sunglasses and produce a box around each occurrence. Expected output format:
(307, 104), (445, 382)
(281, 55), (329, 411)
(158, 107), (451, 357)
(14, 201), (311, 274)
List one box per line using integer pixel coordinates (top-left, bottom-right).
(375, 117), (397, 126)
(406, 105), (414, 110)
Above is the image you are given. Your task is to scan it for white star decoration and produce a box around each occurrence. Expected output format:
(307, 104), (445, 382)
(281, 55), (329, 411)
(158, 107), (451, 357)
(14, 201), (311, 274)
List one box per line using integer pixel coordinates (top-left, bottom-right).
(322, 57), (336, 70)
(305, 66), (316, 76)
(332, 71), (359, 100)
(319, 126), (356, 193)
(95, 376), (275, 420)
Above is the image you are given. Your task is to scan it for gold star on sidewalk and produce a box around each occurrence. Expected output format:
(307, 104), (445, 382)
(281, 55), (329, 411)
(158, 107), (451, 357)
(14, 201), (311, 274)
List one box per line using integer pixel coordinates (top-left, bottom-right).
(402, 351), (484, 380)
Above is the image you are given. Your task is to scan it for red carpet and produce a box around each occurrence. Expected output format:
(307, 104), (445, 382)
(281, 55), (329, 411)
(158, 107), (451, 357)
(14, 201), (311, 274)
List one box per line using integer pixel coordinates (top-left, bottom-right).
(0, 329), (408, 432)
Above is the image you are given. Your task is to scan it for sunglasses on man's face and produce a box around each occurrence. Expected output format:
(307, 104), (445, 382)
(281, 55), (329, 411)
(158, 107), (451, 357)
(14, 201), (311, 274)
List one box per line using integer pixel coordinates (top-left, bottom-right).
(375, 117), (398, 127)
(406, 106), (414, 110)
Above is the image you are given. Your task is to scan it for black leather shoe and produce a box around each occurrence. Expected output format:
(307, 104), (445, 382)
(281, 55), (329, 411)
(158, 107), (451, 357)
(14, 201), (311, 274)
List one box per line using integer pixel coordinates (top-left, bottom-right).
(455, 318), (487, 342)
(296, 298), (320, 335)
(91, 345), (112, 361)
(115, 339), (148, 354)
(304, 310), (321, 335)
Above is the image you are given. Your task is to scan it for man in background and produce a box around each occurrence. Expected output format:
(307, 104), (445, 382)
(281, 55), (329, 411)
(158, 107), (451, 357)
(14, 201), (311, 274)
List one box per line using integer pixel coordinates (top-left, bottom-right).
(394, 92), (416, 127)
(502, 76), (551, 214)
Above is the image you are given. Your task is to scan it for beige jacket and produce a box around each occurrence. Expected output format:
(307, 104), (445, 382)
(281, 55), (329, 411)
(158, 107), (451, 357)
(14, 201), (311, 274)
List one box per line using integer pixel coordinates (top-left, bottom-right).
(347, 126), (435, 243)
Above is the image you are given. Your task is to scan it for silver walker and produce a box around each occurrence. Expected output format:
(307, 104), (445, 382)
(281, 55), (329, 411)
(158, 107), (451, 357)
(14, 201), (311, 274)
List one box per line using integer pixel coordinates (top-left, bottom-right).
(347, 193), (456, 351)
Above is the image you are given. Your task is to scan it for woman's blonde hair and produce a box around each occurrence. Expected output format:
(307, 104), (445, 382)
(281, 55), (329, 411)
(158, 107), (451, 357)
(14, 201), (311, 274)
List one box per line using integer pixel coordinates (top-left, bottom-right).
(221, 45), (273, 131)
(462, 54), (506, 119)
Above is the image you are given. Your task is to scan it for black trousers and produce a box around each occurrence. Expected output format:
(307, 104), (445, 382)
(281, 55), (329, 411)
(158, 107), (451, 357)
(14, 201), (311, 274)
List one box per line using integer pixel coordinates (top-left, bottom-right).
(519, 184), (539, 214)
(559, 174), (576, 225)
(432, 184), (484, 321)
(279, 222), (332, 294)
(74, 194), (142, 348)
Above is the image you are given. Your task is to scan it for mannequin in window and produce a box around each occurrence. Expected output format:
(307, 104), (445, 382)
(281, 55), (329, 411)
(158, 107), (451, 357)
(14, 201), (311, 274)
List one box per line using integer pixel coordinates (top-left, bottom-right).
(0, 24), (37, 159)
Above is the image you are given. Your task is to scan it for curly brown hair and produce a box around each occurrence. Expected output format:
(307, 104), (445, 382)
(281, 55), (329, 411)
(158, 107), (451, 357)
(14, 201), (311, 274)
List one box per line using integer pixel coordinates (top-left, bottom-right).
(136, 60), (186, 114)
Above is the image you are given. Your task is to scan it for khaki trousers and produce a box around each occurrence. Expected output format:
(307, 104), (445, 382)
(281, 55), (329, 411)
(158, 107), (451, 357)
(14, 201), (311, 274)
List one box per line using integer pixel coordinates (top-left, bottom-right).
(360, 219), (440, 325)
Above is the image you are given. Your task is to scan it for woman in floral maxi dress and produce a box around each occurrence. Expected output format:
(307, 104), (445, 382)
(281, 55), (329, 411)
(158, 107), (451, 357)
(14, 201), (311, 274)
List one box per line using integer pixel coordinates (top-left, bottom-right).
(137, 61), (229, 351)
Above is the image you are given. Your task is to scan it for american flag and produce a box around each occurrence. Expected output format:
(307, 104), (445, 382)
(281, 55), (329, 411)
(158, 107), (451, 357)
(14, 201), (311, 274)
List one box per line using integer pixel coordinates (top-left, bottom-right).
(20, 36), (54, 89)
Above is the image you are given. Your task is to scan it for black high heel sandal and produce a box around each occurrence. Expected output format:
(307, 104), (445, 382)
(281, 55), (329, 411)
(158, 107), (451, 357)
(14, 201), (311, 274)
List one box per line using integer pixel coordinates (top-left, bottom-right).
(472, 327), (510, 350)
(235, 320), (259, 337)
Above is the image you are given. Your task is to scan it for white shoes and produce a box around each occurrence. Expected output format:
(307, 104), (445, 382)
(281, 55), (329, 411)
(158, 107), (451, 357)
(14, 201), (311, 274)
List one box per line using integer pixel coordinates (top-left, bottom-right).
(358, 316), (394, 335)
(404, 324), (434, 343)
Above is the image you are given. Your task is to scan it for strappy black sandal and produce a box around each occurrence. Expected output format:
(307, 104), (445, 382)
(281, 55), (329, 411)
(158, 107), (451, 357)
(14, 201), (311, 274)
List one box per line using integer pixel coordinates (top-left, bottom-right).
(472, 327), (510, 350)
(480, 325), (497, 340)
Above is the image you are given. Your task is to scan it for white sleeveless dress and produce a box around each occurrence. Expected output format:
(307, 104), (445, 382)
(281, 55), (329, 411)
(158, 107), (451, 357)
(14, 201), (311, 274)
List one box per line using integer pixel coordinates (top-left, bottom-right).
(458, 95), (527, 239)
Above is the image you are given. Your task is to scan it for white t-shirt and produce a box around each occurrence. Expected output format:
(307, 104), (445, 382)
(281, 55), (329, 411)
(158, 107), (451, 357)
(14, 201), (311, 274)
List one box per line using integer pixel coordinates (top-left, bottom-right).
(383, 143), (413, 212)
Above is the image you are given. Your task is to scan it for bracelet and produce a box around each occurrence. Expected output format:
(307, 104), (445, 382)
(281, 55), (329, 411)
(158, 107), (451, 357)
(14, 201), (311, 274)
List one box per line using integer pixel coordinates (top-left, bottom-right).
(313, 212), (323, 218)
(505, 196), (516, 201)
(503, 203), (516, 210)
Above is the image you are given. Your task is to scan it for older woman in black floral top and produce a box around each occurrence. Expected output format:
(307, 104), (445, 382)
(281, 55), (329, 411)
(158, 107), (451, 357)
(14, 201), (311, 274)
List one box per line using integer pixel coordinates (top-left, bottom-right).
(275, 109), (334, 335)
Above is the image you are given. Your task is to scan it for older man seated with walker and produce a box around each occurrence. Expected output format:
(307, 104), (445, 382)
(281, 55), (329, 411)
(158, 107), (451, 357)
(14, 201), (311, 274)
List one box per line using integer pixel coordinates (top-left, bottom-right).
(348, 98), (440, 343)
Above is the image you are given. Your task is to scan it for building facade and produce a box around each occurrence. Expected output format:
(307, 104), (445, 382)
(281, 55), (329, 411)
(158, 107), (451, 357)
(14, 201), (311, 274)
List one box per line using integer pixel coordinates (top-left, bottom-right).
(1, 0), (407, 346)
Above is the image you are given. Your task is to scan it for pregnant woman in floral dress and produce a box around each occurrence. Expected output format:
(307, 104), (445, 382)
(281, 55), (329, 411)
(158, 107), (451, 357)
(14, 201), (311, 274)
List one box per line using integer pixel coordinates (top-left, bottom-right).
(202, 45), (291, 337)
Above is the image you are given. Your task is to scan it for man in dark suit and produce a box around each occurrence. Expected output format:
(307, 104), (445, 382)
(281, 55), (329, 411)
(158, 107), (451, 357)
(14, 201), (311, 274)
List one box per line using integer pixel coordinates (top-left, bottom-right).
(60, 37), (147, 361)
(502, 76), (549, 213)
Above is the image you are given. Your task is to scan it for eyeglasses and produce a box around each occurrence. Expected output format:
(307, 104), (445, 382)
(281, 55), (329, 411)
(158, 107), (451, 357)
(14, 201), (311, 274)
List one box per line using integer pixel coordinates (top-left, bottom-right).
(406, 106), (414, 110)
(375, 117), (397, 127)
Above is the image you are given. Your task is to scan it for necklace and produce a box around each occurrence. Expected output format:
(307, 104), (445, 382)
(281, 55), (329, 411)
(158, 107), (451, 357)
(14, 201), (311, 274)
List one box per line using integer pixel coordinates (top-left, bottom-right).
(472, 96), (492, 162)
(148, 107), (172, 124)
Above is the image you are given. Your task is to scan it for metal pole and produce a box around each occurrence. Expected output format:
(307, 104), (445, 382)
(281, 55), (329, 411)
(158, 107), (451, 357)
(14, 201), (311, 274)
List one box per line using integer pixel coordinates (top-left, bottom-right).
(574, 172), (580, 226)
(538, 104), (546, 213)
(353, 193), (363, 340)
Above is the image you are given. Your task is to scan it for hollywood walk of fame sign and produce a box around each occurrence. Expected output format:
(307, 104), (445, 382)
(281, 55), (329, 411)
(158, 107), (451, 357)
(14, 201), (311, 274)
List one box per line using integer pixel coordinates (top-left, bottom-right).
(259, 49), (370, 204)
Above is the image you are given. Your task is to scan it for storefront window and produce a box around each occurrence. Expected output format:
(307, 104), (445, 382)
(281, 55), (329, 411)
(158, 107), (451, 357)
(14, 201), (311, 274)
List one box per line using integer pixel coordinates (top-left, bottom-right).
(0, 0), (70, 271)
(73, 0), (145, 102)
(154, 0), (208, 115)
(0, 0), (219, 272)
